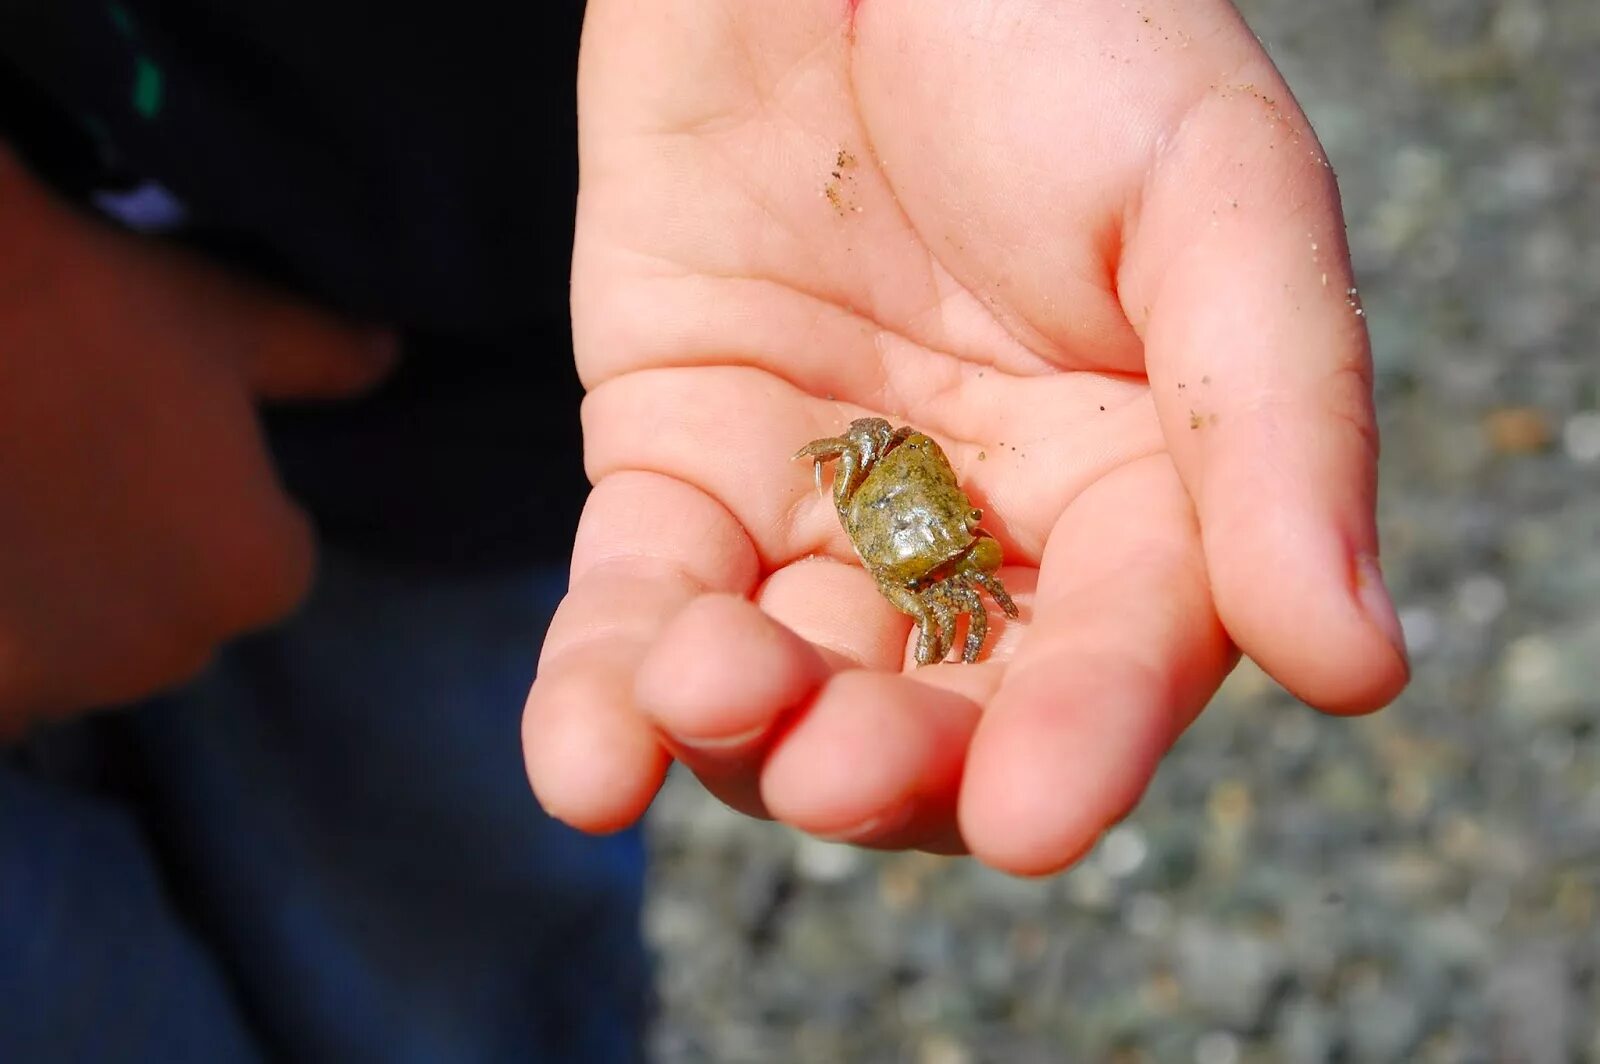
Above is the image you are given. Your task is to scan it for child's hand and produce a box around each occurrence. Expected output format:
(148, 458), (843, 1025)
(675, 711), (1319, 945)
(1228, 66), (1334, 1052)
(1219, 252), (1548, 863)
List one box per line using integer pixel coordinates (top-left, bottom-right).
(0, 147), (395, 736)
(525, 0), (1408, 874)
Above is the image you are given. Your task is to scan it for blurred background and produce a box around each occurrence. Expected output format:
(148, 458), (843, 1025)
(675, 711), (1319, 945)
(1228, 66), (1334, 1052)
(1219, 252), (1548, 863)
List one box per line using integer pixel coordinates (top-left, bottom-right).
(642, 0), (1600, 1060)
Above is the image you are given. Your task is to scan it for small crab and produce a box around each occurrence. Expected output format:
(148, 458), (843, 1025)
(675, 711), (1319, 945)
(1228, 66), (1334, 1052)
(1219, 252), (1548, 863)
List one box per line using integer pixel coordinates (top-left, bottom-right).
(795, 417), (1019, 665)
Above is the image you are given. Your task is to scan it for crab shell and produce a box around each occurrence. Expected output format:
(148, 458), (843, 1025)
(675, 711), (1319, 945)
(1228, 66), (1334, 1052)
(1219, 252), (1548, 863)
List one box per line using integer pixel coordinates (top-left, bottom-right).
(838, 432), (994, 590)
(797, 421), (1018, 665)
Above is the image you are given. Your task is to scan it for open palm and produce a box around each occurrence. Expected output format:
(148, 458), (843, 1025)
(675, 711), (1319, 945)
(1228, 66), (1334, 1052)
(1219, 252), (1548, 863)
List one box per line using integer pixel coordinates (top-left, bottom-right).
(524, 0), (1408, 874)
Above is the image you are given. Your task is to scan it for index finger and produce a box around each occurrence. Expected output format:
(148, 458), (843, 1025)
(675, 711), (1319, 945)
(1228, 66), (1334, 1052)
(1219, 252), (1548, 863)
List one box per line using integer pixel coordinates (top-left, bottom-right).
(521, 470), (759, 831)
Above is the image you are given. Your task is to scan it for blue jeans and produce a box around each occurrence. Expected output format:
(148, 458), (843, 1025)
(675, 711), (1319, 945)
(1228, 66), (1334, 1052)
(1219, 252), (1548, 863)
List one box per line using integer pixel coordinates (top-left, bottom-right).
(0, 551), (648, 1062)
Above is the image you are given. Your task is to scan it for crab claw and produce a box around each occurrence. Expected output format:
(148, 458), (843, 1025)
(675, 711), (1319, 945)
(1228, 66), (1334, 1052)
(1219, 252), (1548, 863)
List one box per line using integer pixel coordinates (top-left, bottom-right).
(792, 436), (849, 462)
(794, 435), (849, 498)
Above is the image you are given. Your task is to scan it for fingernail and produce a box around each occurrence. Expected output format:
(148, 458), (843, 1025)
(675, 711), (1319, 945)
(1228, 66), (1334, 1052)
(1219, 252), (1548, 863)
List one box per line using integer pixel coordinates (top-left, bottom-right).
(1355, 553), (1409, 670)
(815, 799), (916, 843)
(671, 721), (769, 752)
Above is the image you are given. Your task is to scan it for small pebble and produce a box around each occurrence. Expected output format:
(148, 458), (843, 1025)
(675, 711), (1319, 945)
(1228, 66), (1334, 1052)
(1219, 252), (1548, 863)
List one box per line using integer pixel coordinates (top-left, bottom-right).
(1124, 892), (1173, 938)
(1194, 1030), (1241, 1064)
(1466, 879), (1512, 927)
(1563, 411), (1600, 464)
(1529, 727), (1576, 773)
(792, 837), (861, 883)
(1398, 606), (1440, 656)
(1484, 406), (1553, 455)
(918, 1034), (973, 1064)
(1456, 573), (1509, 624)
(1099, 826), (1149, 879)
(1067, 865), (1114, 909)
(1270, 711), (1319, 755)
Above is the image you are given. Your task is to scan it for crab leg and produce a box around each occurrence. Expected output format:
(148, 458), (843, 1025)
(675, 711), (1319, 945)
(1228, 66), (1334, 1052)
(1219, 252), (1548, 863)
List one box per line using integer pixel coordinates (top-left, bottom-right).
(880, 582), (951, 666)
(925, 578), (989, 663)
(948, 581), (989, 663)
(925, 595), (956, 665)
(972, 571), (1019, 619)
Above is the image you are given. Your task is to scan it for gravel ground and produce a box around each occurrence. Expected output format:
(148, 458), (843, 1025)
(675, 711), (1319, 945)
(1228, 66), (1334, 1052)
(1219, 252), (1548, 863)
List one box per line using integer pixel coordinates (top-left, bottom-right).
(643, 2), (1600, 1060)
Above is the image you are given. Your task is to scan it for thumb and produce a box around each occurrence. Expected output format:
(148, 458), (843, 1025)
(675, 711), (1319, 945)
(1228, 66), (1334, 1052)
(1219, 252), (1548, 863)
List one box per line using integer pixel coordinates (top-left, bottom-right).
(1122, 74), (1409, 714)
